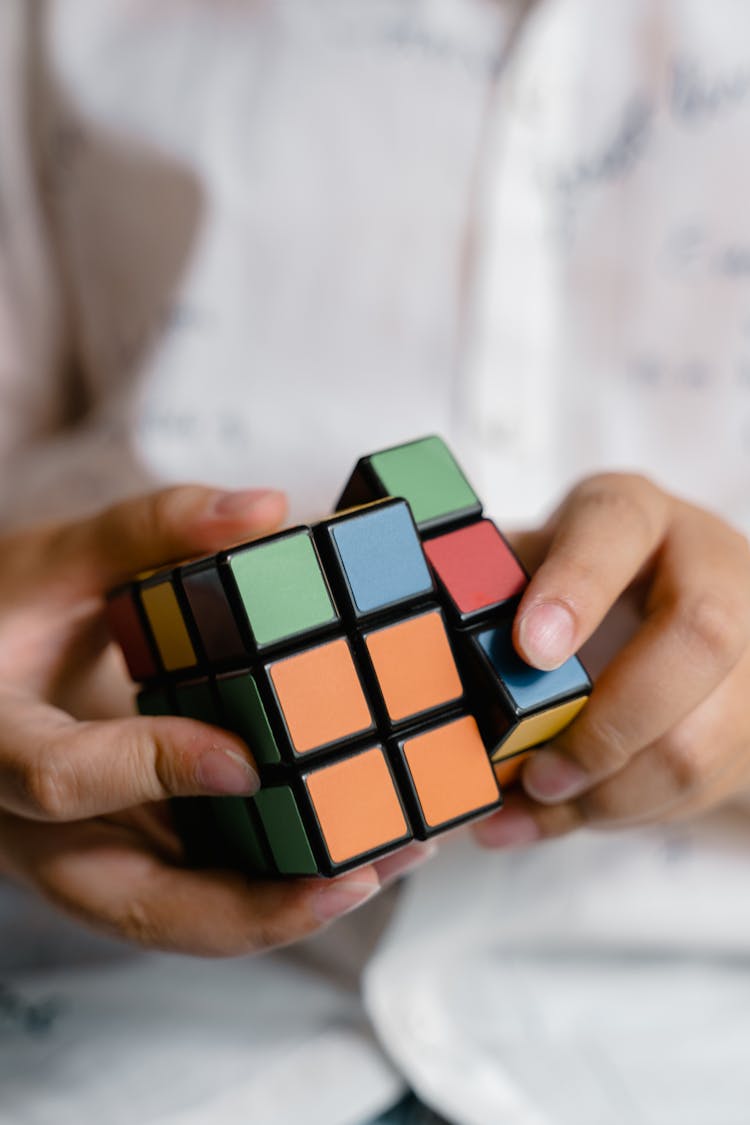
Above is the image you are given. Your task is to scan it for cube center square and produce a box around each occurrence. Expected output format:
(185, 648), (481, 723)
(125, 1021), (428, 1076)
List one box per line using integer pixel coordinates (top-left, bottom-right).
(268, 636), (374, 755)
(400, 715), (501, 830)
(369, 436), (481, 529)
(364, 609), (463, 725)
(227, 529), (337, 651)
(321, 499), (434, 619)
(424, 519), (527, 619)
(304, 746), (410, 866)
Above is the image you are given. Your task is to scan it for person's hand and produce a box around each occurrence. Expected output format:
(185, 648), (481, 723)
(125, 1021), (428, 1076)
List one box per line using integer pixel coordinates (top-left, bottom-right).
(474, 473), (750, 847)
(0, 485), (430, 955)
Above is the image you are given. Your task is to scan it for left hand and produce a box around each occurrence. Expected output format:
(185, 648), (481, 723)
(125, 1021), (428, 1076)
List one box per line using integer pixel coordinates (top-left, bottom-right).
(474, 472), (750, 848)
(0, 485), (430, 956)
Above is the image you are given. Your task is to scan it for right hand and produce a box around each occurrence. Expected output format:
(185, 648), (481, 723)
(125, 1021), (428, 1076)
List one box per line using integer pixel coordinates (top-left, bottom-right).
(0, 484), (431, 956)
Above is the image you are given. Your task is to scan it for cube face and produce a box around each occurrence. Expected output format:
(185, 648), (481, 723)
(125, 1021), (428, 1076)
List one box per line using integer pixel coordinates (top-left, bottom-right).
(254, 787), (318, 875)
(364, 610), (463, 727)
(493, 696), (588, 759)
(320, 500), (434, 619)
(369, 436), (481, 530)
(267, 637), (374, 757)
(106, 586), (158, 681)
(140, 576), (197, 673)
(398, 715), (500, 835)
(337, 435), (482, 533)
(471, 622), (591, 761)
(108, 435), (591, 879)
(174, 677), (220, 726)
(179, 560), (247, 662)
(227, 530), (337, 651)
(136, 684), (172, 717)
(474, 624), (590, 714)
(215, 671), (281, 766)
(303, 746), (410, 869)
(214, 797), (272, 875)
(424, 520), (527, 622)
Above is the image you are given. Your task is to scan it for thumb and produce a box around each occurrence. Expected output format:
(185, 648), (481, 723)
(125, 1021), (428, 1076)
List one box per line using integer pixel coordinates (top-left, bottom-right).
(47, 485), (288, 597)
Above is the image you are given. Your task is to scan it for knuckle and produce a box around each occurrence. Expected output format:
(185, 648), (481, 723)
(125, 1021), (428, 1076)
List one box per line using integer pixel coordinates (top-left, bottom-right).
(252, 919), (291, 952)
(114, 718), (180, 801)
(535, 802), (584, 837)
(253, 911), (319, 953)
(118, 895), (162, 948)
(578, 782), (630, 822)
(572, 713), (633, 776)
(132, 489), (179, 548)
(147, 720), (197, 797)
(570, 472), (660, 539)
(22, 756), (75, 821)
(678, 591), (747, 670)
(108, 487), (190, 563)
(656, 726), (707, 794)
(550, 554), (599, 596)
(251, 887), (324, 953)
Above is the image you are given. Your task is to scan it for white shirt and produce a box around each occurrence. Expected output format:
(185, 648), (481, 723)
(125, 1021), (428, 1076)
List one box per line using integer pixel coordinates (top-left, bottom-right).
(1, 3), (750, 1123)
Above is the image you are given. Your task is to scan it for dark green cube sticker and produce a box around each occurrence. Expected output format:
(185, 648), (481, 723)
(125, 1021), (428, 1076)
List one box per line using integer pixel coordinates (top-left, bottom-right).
(255, 787), (318, 875)
(175, 680), (220, 725)
(216, 672), (280, 765)
(136, 686), (172, 717)
(370, 436), (480, 527)
(229, 531), (337, 648)
(211, 797), (271, 875)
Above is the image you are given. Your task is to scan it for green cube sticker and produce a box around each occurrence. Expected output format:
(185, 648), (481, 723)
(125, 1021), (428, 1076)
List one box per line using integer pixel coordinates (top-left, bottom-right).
(216, 672), (280, 765)
(370, 436), (480, 527)
(229, 531), (337, 648)
(175, 680), (219, 725)
(255, 787), (318, 875)
(211, 797), (271, 875)
(136, 686), (172, 717)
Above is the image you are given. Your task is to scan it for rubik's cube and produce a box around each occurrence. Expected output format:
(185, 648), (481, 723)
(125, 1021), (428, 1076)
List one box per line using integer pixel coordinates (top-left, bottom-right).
(106, 437), (591, 878)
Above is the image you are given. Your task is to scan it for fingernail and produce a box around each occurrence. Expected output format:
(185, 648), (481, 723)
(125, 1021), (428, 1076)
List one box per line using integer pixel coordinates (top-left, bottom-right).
(517, 602), (576, 670)
(210, 488), (282, 517)
(474, 808), (541, 848)
(196, 748), (260, 795)
(523, 750), (589, 803)
(313, 877), (380, 923)
(376, 841), (437, 884)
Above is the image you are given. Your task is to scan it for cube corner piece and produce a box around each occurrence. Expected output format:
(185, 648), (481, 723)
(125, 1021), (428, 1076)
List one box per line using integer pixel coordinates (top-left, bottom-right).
(337, 435), (483, 534)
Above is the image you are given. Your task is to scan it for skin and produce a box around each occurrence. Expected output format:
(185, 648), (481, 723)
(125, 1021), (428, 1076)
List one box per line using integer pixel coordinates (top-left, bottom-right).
(473, 472), (750, 848)
(1, 472), (748, 953)
(0, 483), (433, 957)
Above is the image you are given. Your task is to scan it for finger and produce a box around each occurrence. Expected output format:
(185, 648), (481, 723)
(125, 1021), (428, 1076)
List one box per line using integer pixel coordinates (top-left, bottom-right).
(475, 747), (750, 848)
(503, 528), (553, 576)
(36, 484), (288, 599)
(477, 729), (750, 846)
(473, 790), (581, 848)
(564, 647), (750, 825)
(522, 506), (750, 803)
(479, 647), (750, 844)
(0, 689), (265, 821)
(0, 814), (382, 956)
(513, 473), (669, 671)
(104, 804), (184, 861)
(372, 840), (437, 886)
